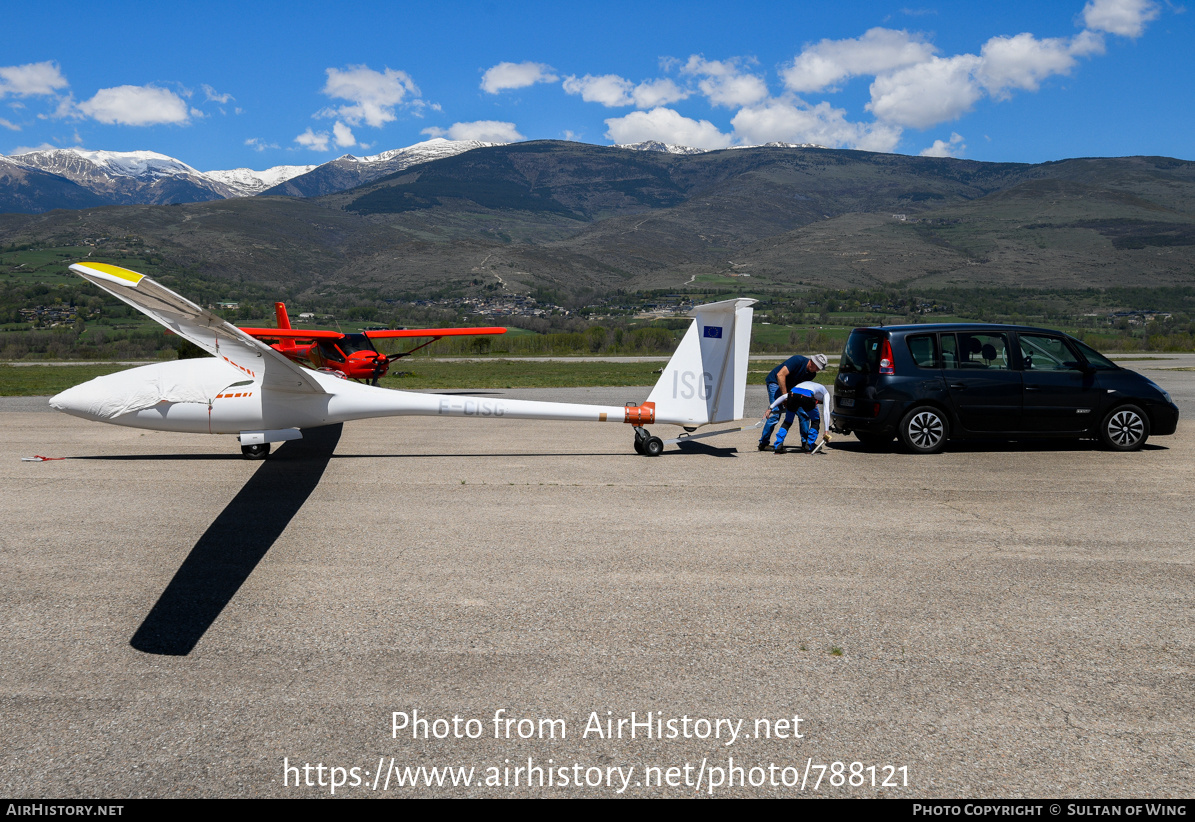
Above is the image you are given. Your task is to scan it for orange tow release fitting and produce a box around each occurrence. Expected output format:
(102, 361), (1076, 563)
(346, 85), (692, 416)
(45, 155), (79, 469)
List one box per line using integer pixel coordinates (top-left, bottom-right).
(623, 401), (656, 425)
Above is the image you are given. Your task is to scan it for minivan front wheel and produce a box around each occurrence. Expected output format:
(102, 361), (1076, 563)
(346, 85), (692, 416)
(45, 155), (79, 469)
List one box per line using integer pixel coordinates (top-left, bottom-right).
(899, 407), (948, 454)
(1100, 404), (1150, 451)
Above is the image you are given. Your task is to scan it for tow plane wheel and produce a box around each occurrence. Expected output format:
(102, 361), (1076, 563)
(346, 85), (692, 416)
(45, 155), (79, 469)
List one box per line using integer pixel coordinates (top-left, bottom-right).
(241, 442), (271, 460)
(644, 436), (664, 457)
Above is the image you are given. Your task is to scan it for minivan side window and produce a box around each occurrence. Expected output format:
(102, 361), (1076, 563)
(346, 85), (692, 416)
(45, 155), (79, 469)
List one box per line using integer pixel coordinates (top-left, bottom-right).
(1018, 334), (1083, 372)
(907, 334), (940, 368)
(954, 332), (1012, 370)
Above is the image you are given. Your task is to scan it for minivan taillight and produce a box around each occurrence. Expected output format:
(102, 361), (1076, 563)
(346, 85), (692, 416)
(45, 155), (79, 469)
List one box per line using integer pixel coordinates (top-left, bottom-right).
(879, 338), (895, 375)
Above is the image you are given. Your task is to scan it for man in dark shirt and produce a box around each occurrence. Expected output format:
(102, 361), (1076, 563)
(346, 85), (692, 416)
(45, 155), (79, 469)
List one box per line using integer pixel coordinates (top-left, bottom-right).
(759, 353), (828, 452)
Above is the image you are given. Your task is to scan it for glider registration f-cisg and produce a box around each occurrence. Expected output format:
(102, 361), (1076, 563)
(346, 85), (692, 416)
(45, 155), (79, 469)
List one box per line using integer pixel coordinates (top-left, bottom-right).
(50, 263), (755, 459)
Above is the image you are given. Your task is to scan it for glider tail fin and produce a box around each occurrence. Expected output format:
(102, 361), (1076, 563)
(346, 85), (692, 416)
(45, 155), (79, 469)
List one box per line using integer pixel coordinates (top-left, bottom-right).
(274, 302), (297, 352)
(646, 298), (755, 427)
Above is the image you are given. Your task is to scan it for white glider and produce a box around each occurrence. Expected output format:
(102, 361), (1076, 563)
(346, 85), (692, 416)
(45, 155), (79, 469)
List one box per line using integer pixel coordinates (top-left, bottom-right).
(50, 263), (756, 458)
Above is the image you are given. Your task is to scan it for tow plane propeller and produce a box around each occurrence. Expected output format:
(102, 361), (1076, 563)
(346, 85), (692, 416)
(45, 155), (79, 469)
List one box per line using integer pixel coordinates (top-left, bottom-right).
(50, 263), (755, 459)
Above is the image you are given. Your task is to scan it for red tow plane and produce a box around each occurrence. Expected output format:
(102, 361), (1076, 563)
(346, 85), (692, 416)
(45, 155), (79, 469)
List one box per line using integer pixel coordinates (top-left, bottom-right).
(240, 303), (506, 384)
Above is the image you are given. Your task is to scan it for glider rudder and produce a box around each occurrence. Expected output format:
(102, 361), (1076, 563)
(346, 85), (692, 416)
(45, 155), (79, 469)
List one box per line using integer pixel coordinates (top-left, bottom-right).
(647, 298), (755, 427)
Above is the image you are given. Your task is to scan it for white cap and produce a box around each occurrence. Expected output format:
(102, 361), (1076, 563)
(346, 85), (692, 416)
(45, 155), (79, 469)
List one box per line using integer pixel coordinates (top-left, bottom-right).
(812, 353), (828, 369)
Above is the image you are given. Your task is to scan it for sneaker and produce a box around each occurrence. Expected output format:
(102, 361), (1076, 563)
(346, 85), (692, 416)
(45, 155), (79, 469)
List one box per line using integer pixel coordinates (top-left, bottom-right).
(774, 445), (787, 454)
(757, 441), (770, 451)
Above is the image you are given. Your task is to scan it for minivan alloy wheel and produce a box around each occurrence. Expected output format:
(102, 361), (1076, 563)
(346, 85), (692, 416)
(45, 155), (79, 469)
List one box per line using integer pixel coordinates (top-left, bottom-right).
(900, 407), (947, 454)
(1101, 405), (1149, 451)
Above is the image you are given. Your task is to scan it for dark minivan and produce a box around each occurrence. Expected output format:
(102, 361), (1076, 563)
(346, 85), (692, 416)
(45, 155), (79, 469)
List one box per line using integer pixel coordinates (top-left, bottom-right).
(830, 324), (1179, 453)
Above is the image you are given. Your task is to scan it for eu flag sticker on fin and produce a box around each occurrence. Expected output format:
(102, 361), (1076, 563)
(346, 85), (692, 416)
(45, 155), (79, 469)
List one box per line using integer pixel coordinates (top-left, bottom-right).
(703, 326), (723, 338)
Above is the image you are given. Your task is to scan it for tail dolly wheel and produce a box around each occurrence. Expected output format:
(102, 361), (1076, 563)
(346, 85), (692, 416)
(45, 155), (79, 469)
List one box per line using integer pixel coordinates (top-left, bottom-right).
(632, 427), (663, 457)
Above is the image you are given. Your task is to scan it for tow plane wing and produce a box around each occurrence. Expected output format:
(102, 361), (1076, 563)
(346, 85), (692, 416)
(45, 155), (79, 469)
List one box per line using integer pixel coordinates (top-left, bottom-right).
(237, 327), (508, 341)
(69, 263), (325, 395)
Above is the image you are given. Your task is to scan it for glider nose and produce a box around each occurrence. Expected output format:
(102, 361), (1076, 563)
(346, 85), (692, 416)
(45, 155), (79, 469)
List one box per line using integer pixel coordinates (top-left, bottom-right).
(50, 381), (101, 420)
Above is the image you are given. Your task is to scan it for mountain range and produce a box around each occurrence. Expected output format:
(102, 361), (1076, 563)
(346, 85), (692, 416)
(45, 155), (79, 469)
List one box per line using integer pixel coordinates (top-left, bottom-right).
(0, 139), (507, 212)
(1, 140), (1192, 303)
(0, 138), (822, 214)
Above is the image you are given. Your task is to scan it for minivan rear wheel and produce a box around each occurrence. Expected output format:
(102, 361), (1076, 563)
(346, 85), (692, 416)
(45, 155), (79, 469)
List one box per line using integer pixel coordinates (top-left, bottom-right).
(1099, 404), (1150, 451)
(899, 407), (948, 454)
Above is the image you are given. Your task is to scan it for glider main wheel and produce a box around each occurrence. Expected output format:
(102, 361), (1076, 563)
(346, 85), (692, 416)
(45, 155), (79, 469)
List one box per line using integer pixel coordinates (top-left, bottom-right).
(1099, 404), (1150, 451)
(898, 406), (948, 454)
(643, 436), (664, 457)
(241, 442), (271, 460)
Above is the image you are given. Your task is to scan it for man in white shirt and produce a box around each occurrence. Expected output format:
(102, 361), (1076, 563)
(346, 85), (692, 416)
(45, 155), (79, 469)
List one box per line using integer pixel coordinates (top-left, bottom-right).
(762, 379), (832, 453)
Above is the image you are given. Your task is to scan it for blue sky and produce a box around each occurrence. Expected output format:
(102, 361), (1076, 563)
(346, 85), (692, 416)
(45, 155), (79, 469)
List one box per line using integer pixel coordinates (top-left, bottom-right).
(1, 0), (1189, 171)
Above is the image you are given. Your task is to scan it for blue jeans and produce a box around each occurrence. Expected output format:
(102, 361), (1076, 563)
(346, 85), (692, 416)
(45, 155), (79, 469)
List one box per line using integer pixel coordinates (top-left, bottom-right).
(797, 406), (821, 449)
(760, 382), (794, 446)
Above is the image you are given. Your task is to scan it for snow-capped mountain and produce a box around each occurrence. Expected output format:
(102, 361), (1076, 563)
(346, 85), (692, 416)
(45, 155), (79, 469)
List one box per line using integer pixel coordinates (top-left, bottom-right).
(261, 138), (502, 198)
(616, 141), (708, 155)
(6, 137), (849, 214)
(735, 141), (827, 150)
(618, 140), (827, 155)
(0, 155), (109, 213)
(9, 148), (238, 204)
(204, 164), (317, 197)
(2, 140), (498, 208)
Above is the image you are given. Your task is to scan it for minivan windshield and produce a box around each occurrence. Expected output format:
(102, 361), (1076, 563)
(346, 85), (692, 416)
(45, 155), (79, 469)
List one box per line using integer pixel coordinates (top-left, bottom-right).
(840, 330), (883, 374)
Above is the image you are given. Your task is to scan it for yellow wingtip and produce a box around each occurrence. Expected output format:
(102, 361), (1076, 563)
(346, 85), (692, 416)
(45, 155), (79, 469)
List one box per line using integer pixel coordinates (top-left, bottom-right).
(70, 262), (145, 287)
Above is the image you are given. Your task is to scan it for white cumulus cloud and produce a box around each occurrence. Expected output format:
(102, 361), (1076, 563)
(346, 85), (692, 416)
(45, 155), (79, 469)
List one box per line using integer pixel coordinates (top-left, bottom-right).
(77, 85), (190, 126)
(1081, 0), (1160, 37)
(481, 61), (558, 94)
(333, 121), (356, 148)
(0, 61), (69, 98)
(680, 56), (769, 108)
(731, 99), (903, 152)
(0, 117), (19, 131)
(920, 132), (966, 157)
(563, 74), (634, 107)
(563, 74), (692, 109)
(867, 54), (984, 129)
(631, 78), (690, 108)
(321, 65), (421, 128)
(865, 28), (1111, 130)
(604, 107), (732, 149)
(421, 120), (523, 142)
(782, 28), (938, 93)
(294, 128), (330, 152)
(978, 33), (1082, 98)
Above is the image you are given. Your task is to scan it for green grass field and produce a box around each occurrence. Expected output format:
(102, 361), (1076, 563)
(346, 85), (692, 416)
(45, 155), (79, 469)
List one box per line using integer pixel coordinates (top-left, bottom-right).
(0, 358), (838, 396)
(0, 364), (134, 396)
(0, 247), (177, 283)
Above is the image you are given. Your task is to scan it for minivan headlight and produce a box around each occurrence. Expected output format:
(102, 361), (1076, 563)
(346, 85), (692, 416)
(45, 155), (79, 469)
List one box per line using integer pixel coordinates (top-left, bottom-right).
(1145, 379), (1173, 404)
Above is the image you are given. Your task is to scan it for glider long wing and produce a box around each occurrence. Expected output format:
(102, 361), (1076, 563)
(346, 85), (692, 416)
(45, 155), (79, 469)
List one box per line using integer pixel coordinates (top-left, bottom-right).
(69, 263), (326, 395)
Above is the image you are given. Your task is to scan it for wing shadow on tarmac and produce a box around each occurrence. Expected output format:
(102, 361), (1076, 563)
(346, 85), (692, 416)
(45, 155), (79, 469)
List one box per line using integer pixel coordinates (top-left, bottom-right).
(129, 423), (342, 656)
